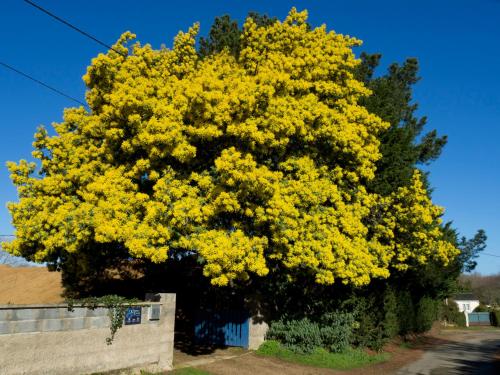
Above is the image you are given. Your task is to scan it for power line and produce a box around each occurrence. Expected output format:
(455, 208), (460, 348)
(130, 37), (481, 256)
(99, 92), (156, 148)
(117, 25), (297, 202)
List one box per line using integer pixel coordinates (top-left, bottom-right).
(482, 252), (500, 259)
(24, 0), (127, 57)
(0, 60), (86, 106)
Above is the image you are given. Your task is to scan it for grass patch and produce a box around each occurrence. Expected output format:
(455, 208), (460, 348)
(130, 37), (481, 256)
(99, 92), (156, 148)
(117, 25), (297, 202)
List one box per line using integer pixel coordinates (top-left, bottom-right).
(441, 325), (500, 331)
(170, 369), (212, 375)
(256, 340), (389, 370)
(141, 368), (211, 375)
(399, 341), (414, 349)
(399, 336), (424, 349)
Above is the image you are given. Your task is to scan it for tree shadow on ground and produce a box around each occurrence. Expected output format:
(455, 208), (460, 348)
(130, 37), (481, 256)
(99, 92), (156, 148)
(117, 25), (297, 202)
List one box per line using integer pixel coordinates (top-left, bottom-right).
(422, 337), (500, 375)
(174, 329), (227, 356)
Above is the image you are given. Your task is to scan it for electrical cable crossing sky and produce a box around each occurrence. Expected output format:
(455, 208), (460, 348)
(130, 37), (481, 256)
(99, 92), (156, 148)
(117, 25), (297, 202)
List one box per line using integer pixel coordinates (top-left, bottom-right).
(0, 60), (86, 106)
(23, 0), (128, 57)
(1, 0), (131, 106)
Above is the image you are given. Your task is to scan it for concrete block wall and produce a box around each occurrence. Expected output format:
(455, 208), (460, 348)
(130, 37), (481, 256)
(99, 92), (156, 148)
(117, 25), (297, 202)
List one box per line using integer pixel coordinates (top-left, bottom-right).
(0, 293), (176, 375)
(0, 305), (111, 335)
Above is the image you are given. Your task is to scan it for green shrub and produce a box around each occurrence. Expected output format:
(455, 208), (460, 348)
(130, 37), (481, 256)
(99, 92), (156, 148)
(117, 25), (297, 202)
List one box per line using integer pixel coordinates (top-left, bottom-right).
(266, 318), (322, 353)
(347, 295), (388, 351)
(490, 310), (500, 326)
(258, 339), (282, 355)
(397, 291), (416, 335)
(382, 288), (399, 339)
(473, 303), (490, 312)
(440, 300), (466, 327)
(142, 369), (211, 375)
(319, 311), (355, 352)
(346, 289), (398, 351)
(415, 296), (438, 333)
(266, 311), (354, 354)
(358, 323), (386, 352)
(456, 312), (467, 327)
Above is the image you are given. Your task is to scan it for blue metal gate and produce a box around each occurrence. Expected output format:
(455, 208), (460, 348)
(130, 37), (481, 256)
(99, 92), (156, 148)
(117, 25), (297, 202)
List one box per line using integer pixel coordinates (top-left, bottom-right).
(468, 312), (491, 326)
(194, 309), (250, 348)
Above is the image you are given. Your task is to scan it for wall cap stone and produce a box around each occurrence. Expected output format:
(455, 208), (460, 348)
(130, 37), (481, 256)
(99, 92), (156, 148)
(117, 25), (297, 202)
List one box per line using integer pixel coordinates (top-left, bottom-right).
(0, 302), (162, 310)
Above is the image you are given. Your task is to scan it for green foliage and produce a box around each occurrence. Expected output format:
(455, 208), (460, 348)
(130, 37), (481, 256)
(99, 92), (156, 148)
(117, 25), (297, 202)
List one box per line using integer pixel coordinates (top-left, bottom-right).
(473, 303), (490, 312)
(266, 318), (323, 354)
(194, 11), (483, 344)
(355, 51), (486, 309)
(350, 296), (386, 351)
(382, 288), (399, 339)
(67, 295), (139, 344)
(439, 301), (466, 327)
(356, 321), (385, 352)
(339, 287), (406, 351)
(458, 230), (487, 273)
(198, 12), (277, 59)
(397, 291), (416, 336)
(441, 302), (462, 326)
(356, 53), (447, 196)
(199, 15), (241, 58)
(257, 340), (389, 370)
(456, 312), (467, 327)
(490, 311), (500, 327)
(318, 312), (355, 353)
(266, 311), (354, 354)
(54, 244), (146, 299)
(141, 369), (211, 375)
(347, 289), (440, 347)
(415, 297), (438, 333)
(257, 339), (282, 354)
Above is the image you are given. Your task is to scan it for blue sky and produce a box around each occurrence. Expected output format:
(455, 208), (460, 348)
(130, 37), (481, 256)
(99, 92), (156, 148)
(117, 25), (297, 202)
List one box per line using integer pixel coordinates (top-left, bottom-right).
(1, 0), (499, 274)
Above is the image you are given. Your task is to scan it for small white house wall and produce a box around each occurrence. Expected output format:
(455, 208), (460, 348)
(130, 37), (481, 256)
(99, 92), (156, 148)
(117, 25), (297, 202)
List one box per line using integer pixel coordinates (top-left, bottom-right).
(454, 300), (480, 313)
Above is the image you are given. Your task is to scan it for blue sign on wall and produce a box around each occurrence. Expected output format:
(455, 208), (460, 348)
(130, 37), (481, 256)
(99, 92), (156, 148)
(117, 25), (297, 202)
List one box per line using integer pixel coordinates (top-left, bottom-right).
(124, 306), (142, 325)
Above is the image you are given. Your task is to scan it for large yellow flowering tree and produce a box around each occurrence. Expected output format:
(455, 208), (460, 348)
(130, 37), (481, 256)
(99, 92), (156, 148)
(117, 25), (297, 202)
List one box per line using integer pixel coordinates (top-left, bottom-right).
(4, 9), (457, 287)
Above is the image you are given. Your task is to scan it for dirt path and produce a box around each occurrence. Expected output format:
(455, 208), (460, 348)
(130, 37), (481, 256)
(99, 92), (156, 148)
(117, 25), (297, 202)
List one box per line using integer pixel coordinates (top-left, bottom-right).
(191, 329), (500, 375)
(395, 329), (500, 375)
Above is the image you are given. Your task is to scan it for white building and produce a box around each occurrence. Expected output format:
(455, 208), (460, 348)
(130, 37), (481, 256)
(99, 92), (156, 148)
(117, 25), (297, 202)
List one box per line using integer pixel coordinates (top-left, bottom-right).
(453, 293), (480, 313)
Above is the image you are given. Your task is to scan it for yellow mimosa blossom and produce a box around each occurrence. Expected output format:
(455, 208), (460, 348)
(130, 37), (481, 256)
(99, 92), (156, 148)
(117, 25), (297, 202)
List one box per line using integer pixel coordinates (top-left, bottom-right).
(3, 8), (457, 286)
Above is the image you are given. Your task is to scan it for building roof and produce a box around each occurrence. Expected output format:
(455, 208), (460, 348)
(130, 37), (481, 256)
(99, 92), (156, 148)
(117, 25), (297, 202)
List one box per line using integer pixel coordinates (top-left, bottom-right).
(453, 293), (478, 301)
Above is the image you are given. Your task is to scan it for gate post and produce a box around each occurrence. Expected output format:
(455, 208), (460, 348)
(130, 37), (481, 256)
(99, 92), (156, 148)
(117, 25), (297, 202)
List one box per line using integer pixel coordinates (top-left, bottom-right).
(464, 311), (469, 327)
(248, 313), (269, 350)
(146, 293), (176, 371)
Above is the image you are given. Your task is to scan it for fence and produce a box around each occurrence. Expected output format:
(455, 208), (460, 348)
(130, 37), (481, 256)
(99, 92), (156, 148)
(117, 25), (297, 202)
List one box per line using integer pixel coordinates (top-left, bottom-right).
(195, 309), (250, 347)
(194, 308), (268, 350)
(467, 312), (492, 326)
(0, 293), (175, 375)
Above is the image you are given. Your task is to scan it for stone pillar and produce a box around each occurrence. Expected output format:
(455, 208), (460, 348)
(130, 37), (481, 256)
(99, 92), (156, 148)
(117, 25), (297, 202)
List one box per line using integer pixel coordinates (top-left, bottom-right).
(146, 293), (176, 371)
(248, 314), (268, 350)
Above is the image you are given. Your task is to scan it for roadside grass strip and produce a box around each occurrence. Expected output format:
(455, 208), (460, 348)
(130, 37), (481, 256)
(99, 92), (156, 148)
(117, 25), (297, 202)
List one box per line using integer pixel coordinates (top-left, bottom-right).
(141, 368), (212, 375)
(256, 340), (390, 370)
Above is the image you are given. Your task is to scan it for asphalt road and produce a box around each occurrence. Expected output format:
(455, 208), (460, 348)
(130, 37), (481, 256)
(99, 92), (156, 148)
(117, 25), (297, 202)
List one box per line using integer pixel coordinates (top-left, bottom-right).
(395, 330), (500, 375)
